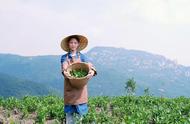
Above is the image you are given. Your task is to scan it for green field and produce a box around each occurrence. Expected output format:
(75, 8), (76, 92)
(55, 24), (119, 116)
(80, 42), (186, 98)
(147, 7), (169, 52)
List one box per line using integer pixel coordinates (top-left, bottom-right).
(0, 95), (190, 124)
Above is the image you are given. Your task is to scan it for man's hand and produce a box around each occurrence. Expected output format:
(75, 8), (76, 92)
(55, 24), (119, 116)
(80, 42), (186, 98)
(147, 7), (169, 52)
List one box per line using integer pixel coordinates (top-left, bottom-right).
(87, 70), (95, 80)
(63, 70), (71, 78)
(63, 62), (69, 71)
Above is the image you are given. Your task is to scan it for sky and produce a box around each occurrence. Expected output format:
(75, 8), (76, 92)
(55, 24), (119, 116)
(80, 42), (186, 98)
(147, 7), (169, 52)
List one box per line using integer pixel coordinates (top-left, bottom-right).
(0, 0), (190, 66)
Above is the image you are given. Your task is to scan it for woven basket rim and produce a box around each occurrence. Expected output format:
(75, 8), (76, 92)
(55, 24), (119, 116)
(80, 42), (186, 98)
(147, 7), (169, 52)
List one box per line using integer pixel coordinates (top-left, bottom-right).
(66, 62), (89, 79)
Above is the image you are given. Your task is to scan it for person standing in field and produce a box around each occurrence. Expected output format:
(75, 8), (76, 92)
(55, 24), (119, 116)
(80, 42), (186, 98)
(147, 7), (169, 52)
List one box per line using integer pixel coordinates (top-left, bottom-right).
(60, 34), (97, 124)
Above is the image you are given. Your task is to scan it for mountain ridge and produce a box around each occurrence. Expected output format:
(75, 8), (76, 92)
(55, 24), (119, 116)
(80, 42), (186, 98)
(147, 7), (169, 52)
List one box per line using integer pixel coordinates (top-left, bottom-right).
(0, 46), (190, 97)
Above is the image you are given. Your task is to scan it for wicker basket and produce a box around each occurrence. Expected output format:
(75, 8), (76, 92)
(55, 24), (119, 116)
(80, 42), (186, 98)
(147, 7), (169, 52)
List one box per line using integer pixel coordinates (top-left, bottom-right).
(66, 62), (90, 89)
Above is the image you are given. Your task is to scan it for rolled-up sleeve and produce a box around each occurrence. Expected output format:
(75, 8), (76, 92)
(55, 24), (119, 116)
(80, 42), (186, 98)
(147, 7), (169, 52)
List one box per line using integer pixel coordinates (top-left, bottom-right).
(61, 54), (67, 64)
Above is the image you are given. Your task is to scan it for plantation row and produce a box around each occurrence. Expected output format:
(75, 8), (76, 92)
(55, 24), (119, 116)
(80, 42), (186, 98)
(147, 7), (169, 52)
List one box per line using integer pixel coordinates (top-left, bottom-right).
(0, 95), (190, 124)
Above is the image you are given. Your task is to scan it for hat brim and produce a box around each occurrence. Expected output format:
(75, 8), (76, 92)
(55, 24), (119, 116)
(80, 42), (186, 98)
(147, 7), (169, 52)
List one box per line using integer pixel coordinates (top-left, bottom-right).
(61, 35), (88, 52)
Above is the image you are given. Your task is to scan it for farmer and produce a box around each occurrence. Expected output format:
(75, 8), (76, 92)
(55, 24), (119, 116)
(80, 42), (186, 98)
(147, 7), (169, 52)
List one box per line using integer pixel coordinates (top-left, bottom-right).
(60, 34), (97, 124)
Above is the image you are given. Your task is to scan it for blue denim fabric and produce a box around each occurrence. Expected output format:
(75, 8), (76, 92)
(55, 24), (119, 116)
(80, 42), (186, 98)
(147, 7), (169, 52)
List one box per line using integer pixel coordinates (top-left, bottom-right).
(61, 51), (89, 64)
(64, 103), (88, 115)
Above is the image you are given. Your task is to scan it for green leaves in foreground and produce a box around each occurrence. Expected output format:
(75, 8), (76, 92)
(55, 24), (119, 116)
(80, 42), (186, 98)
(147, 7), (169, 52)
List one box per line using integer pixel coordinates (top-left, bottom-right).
(0, 95), (190, 124)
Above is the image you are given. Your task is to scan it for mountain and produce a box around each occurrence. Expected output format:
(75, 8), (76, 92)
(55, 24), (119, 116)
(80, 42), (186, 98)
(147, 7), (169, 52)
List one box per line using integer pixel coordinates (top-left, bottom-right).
(0, 72), (50, 98)
(86, 47), (190, 97)
(0, 46), (190, 97)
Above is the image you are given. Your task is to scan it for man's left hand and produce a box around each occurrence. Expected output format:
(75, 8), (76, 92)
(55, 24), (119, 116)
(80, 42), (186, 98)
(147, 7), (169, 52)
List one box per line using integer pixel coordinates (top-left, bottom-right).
(87, 70), (95, 79)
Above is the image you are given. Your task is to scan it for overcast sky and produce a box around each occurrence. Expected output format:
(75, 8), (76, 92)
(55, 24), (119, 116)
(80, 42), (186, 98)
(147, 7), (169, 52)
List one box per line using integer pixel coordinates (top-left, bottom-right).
(0, 0), (190, 66)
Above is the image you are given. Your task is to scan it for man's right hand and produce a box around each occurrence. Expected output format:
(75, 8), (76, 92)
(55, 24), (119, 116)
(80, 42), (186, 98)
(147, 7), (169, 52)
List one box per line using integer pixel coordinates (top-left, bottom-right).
(63, 70), (71, 78)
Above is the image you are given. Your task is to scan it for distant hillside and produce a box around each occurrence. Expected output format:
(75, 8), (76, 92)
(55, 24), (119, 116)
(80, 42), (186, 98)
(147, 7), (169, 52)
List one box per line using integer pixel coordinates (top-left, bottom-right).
(86, 47), (190, 97)
(0, 72), (50, 98)
(0, 54), (62, 90)
(0, 46), (190, 97)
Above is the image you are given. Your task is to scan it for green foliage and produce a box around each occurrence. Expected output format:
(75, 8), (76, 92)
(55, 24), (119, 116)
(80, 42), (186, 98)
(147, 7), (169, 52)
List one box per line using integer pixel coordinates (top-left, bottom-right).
(144, 87), (150, 96)
(0, 95), (190, 123)
(125, 78), (136, 95)
(70, 69), (88, 78)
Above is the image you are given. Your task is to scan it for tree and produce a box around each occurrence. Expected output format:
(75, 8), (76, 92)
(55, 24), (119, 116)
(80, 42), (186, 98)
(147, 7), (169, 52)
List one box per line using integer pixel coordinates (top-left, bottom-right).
(144, 87), (150, 96)
(125, 78), (136, 95)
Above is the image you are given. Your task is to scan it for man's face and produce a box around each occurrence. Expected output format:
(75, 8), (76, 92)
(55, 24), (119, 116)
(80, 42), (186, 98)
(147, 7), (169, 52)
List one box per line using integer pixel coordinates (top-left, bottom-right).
(68, 38), (79, 51)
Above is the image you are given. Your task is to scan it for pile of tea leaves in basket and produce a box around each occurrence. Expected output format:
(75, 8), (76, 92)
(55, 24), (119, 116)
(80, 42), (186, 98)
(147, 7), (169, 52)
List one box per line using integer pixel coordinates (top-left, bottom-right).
(70, 69), (88, 78)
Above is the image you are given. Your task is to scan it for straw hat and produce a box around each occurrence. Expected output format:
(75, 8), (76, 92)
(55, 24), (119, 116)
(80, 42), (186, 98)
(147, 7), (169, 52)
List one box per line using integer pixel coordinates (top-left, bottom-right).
(60, 34), (88, 52)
